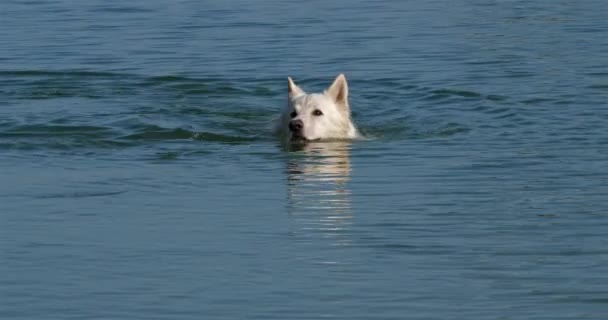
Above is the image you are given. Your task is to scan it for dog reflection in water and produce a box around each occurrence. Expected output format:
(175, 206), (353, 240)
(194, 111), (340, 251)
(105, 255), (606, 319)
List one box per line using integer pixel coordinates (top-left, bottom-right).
(284, 140), (353, 244)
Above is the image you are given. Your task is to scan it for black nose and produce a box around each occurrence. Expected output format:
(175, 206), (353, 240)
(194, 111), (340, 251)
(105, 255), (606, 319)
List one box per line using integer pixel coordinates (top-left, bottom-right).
(289, 119), (303, 132)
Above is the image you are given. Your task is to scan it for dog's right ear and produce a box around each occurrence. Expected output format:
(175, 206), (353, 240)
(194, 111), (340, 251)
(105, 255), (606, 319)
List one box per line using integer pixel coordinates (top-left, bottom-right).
(326, 74), (348, 107)
(288, 77), (304, 98)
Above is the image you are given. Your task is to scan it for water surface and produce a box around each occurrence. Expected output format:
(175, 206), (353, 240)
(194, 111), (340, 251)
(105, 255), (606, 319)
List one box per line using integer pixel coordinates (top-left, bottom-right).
(1, 0), (608, 319)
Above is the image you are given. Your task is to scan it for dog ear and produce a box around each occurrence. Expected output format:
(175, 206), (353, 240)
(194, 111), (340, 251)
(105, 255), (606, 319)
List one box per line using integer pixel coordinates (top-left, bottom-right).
(288, 77), (304, 98)
(326, 74), (348, 108)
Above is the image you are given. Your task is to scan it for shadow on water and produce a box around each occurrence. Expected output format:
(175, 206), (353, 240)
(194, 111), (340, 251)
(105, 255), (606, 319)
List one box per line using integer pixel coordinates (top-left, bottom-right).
(283, 140), (353, 247)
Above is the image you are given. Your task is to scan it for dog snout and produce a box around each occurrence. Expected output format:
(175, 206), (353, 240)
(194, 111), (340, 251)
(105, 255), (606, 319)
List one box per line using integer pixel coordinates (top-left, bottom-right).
(289, 119), (303, 132)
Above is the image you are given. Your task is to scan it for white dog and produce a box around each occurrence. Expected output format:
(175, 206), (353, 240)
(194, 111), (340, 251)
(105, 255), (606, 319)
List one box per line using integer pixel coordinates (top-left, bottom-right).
(275, 74), (359, 141)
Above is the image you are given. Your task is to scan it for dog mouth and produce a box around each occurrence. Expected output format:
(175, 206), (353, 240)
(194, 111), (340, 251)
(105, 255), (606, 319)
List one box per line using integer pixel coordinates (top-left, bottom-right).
(290, 133), (307, 142)
(290, 135), (323, 144)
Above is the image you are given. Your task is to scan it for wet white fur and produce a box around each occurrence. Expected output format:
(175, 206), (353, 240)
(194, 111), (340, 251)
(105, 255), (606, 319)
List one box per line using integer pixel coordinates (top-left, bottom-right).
(275, 74), (358, 140)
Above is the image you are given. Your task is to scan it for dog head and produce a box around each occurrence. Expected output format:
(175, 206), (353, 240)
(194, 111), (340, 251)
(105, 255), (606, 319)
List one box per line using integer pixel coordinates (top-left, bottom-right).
(281, 74), (356, 141)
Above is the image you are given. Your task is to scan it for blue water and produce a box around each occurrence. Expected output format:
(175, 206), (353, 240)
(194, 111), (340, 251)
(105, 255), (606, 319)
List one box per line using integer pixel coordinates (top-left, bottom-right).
(2, 1), (608, 319)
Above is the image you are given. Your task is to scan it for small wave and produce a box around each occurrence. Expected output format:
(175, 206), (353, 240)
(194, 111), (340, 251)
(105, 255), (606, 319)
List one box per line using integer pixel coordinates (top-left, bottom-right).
(0, 124), (115, 138)
(423, 88), (483, 101)
(2, 69), (281, 103)
(0, 70), (126, 78)
(192, 131), (259, 144)
(118, 125), (259, 144)
(1, 69), (136, 100)
(436, 123), (471, 137)
(121, 127), (194, 140)
(37, 190), (126, 199)
(140, 75), (276, 97)
(0, 139), (135, 151)
(589, 84), (608, 90)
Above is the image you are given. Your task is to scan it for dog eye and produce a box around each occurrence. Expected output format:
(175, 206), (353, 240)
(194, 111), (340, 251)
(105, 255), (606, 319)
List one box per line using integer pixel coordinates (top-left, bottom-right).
(290, 111), (297, 118)
(312, 110), (323, 116)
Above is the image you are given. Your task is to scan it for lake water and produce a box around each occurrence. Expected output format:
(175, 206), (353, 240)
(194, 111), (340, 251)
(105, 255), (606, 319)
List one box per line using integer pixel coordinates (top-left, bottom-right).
(1, 0), (607, 319)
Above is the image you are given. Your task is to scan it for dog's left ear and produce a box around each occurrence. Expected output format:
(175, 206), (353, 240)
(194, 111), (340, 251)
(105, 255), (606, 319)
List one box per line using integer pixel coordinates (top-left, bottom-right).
(288, 77), (304, 98)
(327, 74), (349, 109)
